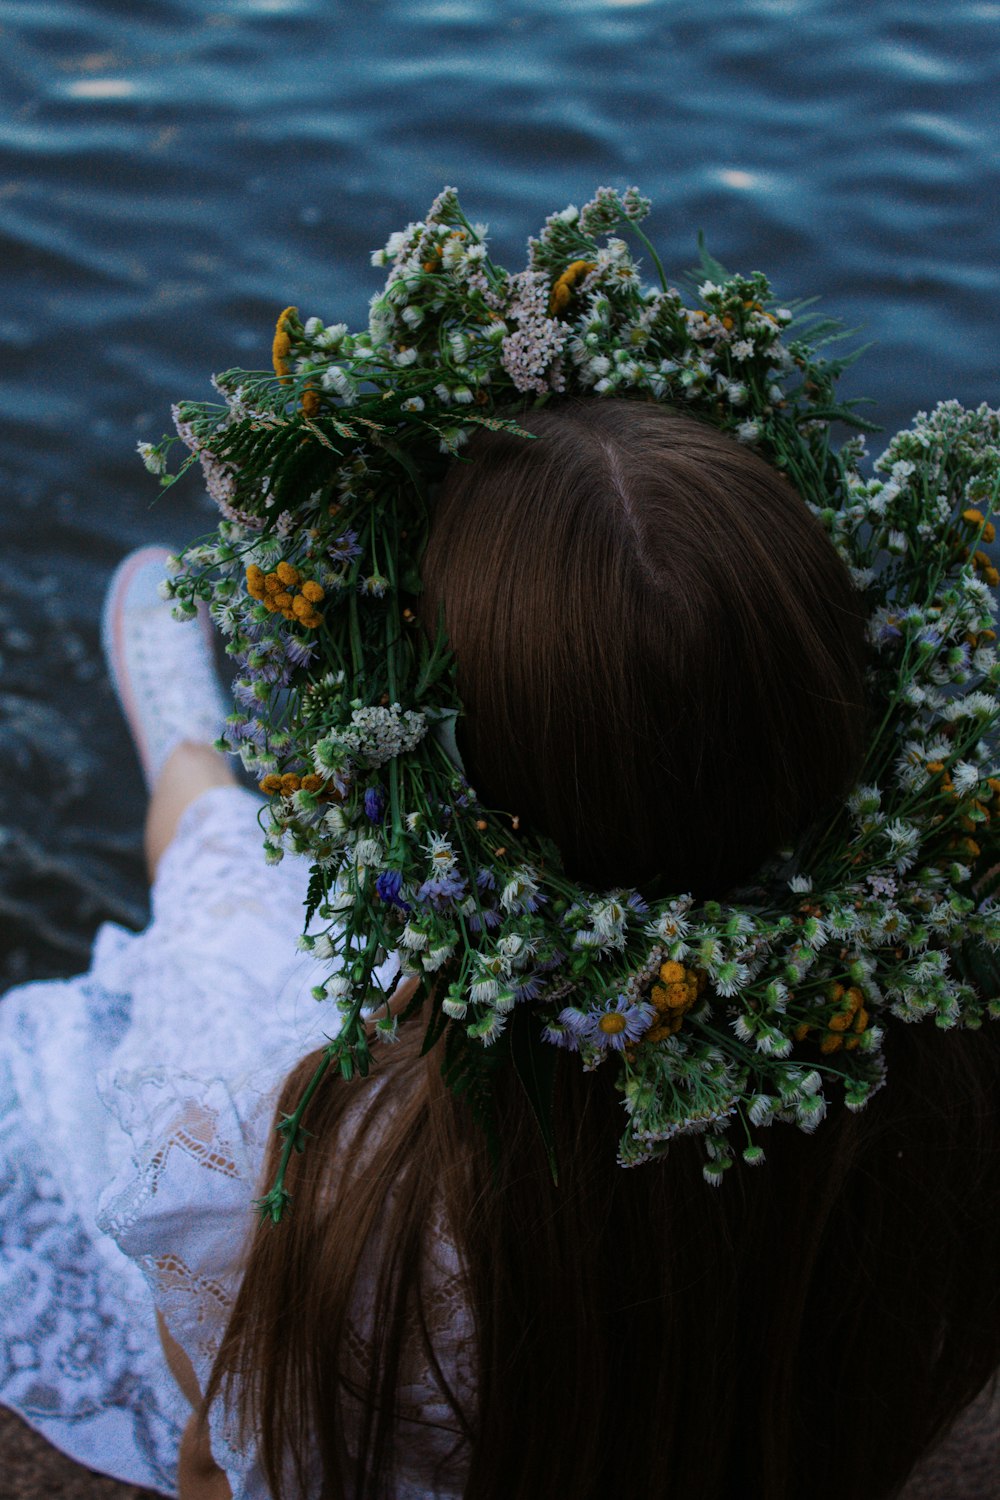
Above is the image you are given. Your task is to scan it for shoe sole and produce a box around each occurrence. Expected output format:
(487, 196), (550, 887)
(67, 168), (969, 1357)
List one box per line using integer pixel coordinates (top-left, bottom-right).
(101, 545), (217, 783)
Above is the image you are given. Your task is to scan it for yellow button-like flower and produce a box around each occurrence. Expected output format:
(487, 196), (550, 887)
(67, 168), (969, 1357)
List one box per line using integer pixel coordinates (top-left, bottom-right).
(273, 306), (296, 379)
(276, 561), (300, 587)
(549, 259), (596, 315)
(301, 579), (324, 604)
(659, 960), (685, 985)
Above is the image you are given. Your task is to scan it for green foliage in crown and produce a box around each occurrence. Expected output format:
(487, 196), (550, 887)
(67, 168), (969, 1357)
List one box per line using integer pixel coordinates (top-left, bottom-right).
(141, 186), (1000, 1209)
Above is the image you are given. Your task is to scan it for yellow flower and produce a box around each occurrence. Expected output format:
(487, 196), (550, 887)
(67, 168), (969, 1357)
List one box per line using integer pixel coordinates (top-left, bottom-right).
(300, 578), (324, 603)
(245, 564), (266, 599)
(300, 773), (325, 793)
(599, 1012), (627, 1036)
(301, 387), (321, 418)
(820, 1033), (843, 1054)
(963, 507), (997, 544)
(659, 959), (686, 985)
(549, 260), (596, 315)
(273, 306), (296, 379)
(259, 774), (283, 794)
(276, 561), (300, 587)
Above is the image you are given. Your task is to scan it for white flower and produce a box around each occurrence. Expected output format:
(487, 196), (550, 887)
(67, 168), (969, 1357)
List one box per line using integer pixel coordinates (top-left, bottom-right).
(425, 833), (457, 871)
(469, 978), (500, 1005)
(943, 691), (998, 722)
(401, 395), (425, 413)
(748, 1094), (775, 1127)
(341, 704), (427, 767)
(136, 441), (166, 475)
(952, 760), (981, 795)
(736, 420), (760, 444)
(424, 943), (457, 972)
(321, 365), (358, 403)
(731, 339), (755, 361)
(394, 346), (418, 367)
(400, 924), (429, 950)
(788, 874), (813, 894)
(323, 973), (352, 1000)
(500, 867), (541, 914)
(352, 837), (384, 869)
(316, 322), (348, 350)
(442, 996), (467, 1020)
(847, 784), (882, 819)
(885, 818), (920, 872)
(698, 279), (720, 299)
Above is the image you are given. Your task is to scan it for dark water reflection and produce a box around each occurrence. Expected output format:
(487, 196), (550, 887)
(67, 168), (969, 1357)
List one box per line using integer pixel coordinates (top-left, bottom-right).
(1, 0), (998, 985)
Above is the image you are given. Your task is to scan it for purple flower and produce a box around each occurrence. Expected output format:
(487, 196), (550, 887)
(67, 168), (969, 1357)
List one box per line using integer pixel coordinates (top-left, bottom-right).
(563, 996), (656, 1053)
(514, 972), (544, 1003)
(467, 905), (501, 933)
(376, 870), (410, 911)
(285, 637), (317, 669)
(364, 786), (385, 823)
(591, 996), (656, 1051)
(476, 866), (496, 892)
(416, 869), (467, 910)
(330, 529), (362, 562)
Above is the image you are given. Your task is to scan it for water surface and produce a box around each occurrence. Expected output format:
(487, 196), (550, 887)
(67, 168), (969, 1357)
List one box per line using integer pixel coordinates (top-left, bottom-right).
(1, 0), (998, 983)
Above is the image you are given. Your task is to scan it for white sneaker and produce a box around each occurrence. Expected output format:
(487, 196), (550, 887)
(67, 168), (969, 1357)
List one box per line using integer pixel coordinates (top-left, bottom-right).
(101, 545), (229, 789)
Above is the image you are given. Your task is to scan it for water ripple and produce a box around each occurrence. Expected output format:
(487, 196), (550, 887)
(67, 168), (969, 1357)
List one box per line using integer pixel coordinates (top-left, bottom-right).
(1, 0), (999, 985)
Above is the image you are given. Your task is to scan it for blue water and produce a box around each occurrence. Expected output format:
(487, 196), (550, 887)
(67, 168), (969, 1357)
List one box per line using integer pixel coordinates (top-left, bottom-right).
(1, 0), (998, 983)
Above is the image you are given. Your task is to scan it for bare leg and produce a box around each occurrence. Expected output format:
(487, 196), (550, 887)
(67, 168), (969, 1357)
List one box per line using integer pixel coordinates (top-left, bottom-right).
(145, 741), (237, 882)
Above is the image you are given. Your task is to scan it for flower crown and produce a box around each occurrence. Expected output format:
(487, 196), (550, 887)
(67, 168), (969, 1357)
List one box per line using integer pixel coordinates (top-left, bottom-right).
(144, 186), (1000, 1213)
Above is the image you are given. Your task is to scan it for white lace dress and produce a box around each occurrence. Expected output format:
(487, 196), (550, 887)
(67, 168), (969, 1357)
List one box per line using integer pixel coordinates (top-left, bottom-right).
(0, 785), (471, 1498)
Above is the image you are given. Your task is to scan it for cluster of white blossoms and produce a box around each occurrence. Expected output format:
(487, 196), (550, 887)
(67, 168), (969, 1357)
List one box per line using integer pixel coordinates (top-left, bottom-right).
(146, 187), (1000, 1214)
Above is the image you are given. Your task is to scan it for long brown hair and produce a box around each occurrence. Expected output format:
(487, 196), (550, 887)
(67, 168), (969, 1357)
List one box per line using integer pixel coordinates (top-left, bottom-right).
(209, 401), (1000, 1499)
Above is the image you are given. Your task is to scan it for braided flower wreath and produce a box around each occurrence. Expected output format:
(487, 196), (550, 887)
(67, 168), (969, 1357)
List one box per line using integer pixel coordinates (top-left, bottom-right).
(140, 186), (1000, 1213)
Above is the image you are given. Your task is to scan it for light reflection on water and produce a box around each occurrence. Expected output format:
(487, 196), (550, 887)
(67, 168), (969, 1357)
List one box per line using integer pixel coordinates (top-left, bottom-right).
(0, 0), (998, 986)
